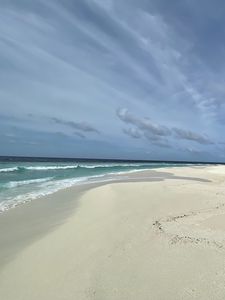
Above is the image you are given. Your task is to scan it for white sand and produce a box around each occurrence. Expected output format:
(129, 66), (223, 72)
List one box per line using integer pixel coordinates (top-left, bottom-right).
(1, 166), (225, 299)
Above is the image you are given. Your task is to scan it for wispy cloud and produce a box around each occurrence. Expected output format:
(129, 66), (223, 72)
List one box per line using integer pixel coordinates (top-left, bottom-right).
(123, 127), (142, 139)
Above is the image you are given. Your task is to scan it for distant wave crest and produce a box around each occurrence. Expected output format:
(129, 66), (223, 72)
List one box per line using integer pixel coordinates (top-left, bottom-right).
(4, 177), (54, 188)
(0, 167), (19, 173)
(0, 163), (148, 173)
(25, 165), (78, 171)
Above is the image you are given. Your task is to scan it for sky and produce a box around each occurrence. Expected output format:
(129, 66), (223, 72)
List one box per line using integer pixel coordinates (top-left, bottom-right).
(1, 0), (225, 161)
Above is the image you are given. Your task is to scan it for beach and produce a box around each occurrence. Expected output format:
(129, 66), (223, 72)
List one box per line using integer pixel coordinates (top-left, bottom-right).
(1, 165), (225, 299)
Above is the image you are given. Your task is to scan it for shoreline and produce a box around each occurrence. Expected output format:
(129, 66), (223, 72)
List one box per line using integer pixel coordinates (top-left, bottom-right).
(1, 165), (225, 299)
(0, 164), (209, 214)
(0, 163), (196, 214)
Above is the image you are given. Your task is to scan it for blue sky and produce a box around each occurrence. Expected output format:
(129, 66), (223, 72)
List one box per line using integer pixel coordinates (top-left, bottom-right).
(0, 0), (225, 161)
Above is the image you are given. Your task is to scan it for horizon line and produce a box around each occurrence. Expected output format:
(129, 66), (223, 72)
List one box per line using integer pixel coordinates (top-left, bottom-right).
(0, 155), (224, 165)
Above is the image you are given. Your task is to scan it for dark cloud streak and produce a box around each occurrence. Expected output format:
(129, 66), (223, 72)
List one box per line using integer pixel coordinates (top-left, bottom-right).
(173, 127), (213, 145)
(117, 108), (214, 146)
(51, 117), (99, 134)
(117, 108), (171, 137)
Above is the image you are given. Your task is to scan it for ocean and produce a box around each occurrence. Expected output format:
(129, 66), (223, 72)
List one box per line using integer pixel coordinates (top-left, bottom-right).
(0, 157), (190, 213)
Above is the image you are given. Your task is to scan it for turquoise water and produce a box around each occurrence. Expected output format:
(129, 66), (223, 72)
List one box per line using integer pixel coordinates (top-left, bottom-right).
(0, 159), (184, 212)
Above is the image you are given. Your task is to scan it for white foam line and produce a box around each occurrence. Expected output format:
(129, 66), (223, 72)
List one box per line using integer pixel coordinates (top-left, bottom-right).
(25, 165), (78, 170)
(0, 167), (18, 173)
(4, 177), (54, 188)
